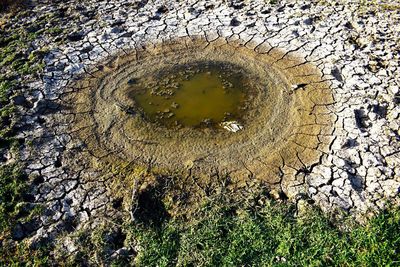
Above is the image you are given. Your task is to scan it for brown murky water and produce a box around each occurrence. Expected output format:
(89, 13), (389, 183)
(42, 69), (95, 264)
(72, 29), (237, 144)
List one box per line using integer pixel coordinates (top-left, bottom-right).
(130, 62), (250, 128)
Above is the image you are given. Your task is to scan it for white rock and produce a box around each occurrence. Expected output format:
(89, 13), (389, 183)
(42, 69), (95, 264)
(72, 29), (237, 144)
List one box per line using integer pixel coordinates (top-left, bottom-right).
(220, 121), (243, 133)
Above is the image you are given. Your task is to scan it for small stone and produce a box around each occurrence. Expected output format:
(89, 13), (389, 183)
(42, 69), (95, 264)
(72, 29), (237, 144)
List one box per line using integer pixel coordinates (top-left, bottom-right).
(220, 121), (243, 132)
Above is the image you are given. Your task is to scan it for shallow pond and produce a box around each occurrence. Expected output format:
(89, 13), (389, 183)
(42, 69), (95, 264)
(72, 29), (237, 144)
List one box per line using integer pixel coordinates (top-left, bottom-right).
(130, 62), (249, 128)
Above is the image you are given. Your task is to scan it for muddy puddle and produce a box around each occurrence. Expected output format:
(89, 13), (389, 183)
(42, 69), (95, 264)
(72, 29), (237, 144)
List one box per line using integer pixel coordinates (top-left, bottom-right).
(128, 62), (251, 129)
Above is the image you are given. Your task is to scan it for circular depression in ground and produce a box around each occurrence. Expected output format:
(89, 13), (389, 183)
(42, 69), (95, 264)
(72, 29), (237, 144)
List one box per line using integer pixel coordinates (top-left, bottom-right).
(64, 38), (334, 186)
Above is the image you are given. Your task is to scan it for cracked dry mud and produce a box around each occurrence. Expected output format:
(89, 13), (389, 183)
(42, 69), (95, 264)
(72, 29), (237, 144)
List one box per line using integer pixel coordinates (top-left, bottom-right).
(4, 0), (400, 253)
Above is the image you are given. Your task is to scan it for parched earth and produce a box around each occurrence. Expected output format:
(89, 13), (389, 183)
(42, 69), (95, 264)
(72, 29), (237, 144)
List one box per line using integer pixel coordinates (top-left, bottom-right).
(1, 0), (400, 260)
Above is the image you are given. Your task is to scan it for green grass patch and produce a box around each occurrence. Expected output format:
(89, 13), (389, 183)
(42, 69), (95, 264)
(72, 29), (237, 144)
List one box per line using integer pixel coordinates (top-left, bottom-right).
(0, 240), (50, 266)
(130, 199), (400, 266)
(0, 163), (49, 266)
(0, 163), (28, 232)
(0, 79), (13, 103)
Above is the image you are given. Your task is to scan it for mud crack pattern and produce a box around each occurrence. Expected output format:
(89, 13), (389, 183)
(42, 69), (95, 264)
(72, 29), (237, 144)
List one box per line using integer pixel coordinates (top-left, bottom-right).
(8, 0), (400, 248)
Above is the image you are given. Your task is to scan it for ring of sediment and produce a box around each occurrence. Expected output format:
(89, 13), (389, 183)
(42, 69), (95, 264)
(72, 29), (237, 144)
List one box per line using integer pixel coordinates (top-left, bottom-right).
(63, 37), (334, 185)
